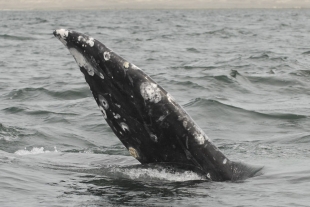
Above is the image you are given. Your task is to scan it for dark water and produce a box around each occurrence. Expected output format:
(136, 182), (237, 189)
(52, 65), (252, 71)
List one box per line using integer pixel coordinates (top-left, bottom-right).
(1, 9), (310, 206)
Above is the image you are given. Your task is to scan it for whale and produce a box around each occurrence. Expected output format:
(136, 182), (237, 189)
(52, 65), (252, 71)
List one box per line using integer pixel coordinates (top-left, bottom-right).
(53, 29), (262, 181)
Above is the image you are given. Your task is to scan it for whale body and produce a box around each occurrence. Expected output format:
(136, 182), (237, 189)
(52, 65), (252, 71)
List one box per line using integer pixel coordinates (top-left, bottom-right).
(53, 29), (262, 181)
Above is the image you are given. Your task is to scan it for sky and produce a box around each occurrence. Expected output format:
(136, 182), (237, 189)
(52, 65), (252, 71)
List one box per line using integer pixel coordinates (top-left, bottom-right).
(0, 0), (310, 10)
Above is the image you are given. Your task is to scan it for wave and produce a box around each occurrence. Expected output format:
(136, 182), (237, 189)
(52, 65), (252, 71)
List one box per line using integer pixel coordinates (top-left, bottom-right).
(188, 27), (256, 38)
(211, 70), (253, 88)
(64, 144), (128, 156)
(249, 53), (270, 59)
(264, 134), (310, 144)
(290, 70), (310, 77)
(2, 106), (77, 117)
(74, 164), (206, 182)
(0, 34), (36, 41)
(285, 134), (310, 144)
(97, 26), (121, 30)
(107, 164), (205, 182)
(177, 80), (207, 89)
(184, 98), (307, 120)
(0, 123), (21, 142)
(14, 147), (58, 155)
(167, 69), (251, 86)
(212, 75), (234, 83)
(41, 153), (206, 182)
(34, 17), (48, 24)
(5, 87), (90, 101)
(247, 76), (303, 87)
(249, 52), (288, 61)
(189, 28), (234, 38)
(186, 48), (200, 53)
(171, 65), (218, 70)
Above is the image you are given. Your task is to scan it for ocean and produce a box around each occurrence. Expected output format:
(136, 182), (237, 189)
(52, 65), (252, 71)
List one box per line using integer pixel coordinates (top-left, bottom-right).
(1, 9), (310, 207)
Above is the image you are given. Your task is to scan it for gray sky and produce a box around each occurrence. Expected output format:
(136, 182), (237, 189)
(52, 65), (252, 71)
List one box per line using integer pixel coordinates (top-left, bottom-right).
(0, 0), (310, 10)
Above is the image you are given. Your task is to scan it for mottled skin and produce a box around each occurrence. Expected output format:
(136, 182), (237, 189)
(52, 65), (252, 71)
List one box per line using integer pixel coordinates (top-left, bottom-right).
(53, 29), (262, 181)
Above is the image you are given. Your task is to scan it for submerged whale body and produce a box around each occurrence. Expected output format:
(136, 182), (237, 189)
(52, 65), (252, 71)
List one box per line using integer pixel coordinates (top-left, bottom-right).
(53, 29), (262, 181)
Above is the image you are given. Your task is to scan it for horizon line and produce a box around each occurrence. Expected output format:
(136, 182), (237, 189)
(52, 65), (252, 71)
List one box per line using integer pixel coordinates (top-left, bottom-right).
(1, 7), (309, 11)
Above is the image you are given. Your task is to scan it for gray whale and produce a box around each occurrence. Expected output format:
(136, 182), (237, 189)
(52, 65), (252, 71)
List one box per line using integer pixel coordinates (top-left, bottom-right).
(53, 29), (262, 181)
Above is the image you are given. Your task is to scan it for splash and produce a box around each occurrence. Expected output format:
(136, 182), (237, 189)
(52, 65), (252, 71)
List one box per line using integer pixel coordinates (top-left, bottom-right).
(109, 166), (206, 182)
(15, 147), (58, 155)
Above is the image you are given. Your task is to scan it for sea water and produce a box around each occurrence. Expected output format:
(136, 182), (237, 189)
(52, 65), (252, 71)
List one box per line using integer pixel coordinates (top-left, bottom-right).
(1, 9), (310, 207)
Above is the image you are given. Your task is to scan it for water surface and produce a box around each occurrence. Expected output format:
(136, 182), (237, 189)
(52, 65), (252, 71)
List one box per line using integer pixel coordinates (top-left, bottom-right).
(1, 9), (310, 206)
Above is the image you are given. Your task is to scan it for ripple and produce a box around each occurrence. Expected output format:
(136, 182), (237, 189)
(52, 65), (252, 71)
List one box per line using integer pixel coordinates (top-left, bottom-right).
(184, 98), (307, 120)
(0, 123), (20, 141)
(5, 87), (90, 101)
(0, 34), (36, 41)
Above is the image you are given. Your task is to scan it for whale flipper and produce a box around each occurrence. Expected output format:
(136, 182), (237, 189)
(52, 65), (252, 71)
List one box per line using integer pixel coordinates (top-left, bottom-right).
(53, 29), (262, 181)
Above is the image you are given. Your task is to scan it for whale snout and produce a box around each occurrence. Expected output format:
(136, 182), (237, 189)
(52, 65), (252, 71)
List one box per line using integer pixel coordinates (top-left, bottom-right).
(53, 29), (70, 46)
(53, 29), (69, 38)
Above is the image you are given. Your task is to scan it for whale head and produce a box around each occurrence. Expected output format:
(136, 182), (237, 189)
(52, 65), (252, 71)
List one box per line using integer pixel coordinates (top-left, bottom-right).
(53, 28), (155, 164)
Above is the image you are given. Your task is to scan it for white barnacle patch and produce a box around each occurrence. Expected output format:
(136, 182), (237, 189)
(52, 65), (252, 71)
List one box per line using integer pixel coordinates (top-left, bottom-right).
(158, 115), (166, 122)
(140, 82), (162, 103)
(194, 132), (209, 145)
(207, 173), (211, 179)
(56, 29), (69, 39)
(99, 106), (107, 119)
(55, 29), (69, 45)
(150, 133), (158, 142)
(69, 48), (95, 76)
(56, 29), (69, 38)
(78, 36), (85, 42)
(183, 120), (188, 128)
(194, 126), (211, 144)
(103, 51), (110, 61)
(114, 114), (121, 119)
(99, 73), (104, 79)
(223, 158), (227, 165)
(123, 62), (130, 69)
(128, 147), (139, 159)
(120, 122), (129, 132)
(86, 37), (95, 47)
(98, 95), (109, 110)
